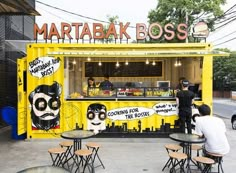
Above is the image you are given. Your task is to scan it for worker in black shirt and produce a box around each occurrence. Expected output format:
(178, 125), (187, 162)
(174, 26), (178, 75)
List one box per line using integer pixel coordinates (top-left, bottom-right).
(176, 79), (195, 134)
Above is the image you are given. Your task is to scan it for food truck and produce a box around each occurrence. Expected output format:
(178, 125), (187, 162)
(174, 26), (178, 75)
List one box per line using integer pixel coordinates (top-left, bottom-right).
(16, 22), (228, 139)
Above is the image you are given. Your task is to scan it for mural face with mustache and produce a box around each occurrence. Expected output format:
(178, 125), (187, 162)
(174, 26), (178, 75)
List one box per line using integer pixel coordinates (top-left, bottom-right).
(87, 103), (107, 134)
(29, 82), (62, 131)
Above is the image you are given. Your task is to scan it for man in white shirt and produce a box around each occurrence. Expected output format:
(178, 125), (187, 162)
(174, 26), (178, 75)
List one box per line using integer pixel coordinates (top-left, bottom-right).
(195, 104), (230, 155)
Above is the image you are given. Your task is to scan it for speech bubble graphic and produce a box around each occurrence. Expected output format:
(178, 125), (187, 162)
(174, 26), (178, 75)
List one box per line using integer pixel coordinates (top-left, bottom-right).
(153, 102), (178, 116)
(107, 107), (155, 121)
(29, 56), (61, 78)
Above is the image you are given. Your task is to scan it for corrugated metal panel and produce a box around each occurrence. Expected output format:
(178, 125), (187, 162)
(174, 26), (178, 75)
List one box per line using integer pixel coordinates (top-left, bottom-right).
(17, 58), (27, 135)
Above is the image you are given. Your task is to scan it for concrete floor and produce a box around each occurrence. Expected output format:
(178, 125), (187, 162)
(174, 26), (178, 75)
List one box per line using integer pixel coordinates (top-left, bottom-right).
(0, 117), (235, 173)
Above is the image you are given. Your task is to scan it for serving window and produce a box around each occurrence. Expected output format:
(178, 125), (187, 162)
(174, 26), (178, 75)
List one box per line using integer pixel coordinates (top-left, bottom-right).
(64, 56), (203, 100)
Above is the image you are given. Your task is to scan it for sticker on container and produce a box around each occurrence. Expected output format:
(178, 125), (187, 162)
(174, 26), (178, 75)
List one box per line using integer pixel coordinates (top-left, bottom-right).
(153, 102), (178, 116)
(29, 56), (61, 78)
(107, 107), (155, 120)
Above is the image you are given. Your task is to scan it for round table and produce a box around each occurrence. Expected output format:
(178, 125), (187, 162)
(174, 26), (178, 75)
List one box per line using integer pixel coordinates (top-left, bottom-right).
(61, 130), (95, 172)
(169, 133), (206, 144)
(61, 130), (95, 151)
(169, 133), (206, 173)
(17, 165), (70, 173)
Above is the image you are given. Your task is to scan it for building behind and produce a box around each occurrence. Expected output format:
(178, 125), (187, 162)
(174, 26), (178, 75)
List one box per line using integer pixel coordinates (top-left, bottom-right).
(0, 0), (36, 127)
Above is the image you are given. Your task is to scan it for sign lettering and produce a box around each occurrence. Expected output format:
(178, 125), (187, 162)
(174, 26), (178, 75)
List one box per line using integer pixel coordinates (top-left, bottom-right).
(34, 22), (188, 41)
(107, 107), (155, 120)
(29, 56), (61, 78)
(153, 103), (178, 116)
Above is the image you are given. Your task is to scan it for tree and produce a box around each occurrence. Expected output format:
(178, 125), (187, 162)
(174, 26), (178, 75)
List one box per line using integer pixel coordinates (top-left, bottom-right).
(148, 0), (226, 43)
(103, 15), (119, 43)
(213, 49), (236, 91)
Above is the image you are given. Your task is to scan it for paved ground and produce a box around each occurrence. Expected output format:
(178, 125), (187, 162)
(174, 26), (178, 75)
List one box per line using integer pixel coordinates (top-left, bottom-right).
(213, 98), (236, 106)
(0, 99), (236, 173)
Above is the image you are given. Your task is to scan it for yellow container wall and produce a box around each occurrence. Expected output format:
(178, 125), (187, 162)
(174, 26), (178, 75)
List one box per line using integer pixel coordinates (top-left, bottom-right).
(18, 43), (219, 139)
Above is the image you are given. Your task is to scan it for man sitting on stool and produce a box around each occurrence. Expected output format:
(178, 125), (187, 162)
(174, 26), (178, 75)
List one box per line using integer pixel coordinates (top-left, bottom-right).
(194, 104), (230, 156)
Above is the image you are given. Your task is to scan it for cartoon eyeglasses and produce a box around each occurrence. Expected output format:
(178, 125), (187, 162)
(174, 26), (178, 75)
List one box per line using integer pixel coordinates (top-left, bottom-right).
(87, 111), (107, 120)
(34, 97), (61, 111)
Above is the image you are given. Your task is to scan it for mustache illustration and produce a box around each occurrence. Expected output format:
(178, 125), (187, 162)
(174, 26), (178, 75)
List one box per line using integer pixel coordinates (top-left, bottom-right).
(40, 113), (56, 118)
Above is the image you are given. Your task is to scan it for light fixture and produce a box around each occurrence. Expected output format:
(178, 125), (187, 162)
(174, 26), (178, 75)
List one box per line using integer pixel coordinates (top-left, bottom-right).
(125, 60), (129, 65)
(116, 61), (120, 67)
(146, 59), (149, 65)
(174, 58), (182, 67)
(152, 60), (156, 66)
(98, 61), (102, 66)
(73, 58), (76, 64)
(178, 60), (182, 66)
(174, 60), (178, 67)
(87, 57), (91, 61)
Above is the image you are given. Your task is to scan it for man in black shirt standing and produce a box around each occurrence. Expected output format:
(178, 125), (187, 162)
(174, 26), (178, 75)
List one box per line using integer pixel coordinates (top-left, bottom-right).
(176, 79), (195, 134)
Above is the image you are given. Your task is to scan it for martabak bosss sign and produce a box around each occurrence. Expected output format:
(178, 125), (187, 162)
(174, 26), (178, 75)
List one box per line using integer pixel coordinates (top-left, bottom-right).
(34, 22), (188, 41)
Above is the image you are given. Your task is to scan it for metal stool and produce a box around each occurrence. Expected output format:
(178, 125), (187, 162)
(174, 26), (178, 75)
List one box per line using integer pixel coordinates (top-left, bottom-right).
(86, 142), (105, 169)
(207, 152), (224, 173)
(169, 152), (187, 173)
(48, 147), (66, 167)
(59, 140), (74, 167)
(194, 156), (215, 173)
(74, 149), (94, 173)
(191, 144), (202, 156)
(162, 144), (182, 171)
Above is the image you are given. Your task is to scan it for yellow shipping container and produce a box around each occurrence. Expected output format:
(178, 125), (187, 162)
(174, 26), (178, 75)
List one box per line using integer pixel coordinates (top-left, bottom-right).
(17, 43), (228, 139)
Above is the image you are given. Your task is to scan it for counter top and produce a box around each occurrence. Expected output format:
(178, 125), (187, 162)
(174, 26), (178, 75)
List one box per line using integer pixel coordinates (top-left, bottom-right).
(66, 97), (202, 101)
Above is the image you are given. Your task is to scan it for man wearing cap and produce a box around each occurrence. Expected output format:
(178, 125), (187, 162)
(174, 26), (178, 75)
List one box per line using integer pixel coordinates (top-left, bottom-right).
(176, 79), (195, 134)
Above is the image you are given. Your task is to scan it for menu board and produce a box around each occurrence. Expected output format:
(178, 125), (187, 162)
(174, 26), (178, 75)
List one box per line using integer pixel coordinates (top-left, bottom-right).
(85, 61), (163, 77)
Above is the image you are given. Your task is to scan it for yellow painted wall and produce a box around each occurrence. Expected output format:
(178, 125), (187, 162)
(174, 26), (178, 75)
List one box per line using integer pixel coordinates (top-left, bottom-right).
(16, 43), (219, 139)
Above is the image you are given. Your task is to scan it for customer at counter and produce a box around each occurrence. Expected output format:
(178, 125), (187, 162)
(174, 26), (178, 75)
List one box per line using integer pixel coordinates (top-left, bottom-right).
(194, 104), (230, 155)
(176, 79), (195, 134)
(99, 74), (114, 90)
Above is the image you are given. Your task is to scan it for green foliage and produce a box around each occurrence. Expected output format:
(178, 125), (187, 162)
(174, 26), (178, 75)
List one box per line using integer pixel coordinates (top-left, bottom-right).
(213, 49), (236, 91)
(102, 15), (119, 43)
(148, 0), (226, 43)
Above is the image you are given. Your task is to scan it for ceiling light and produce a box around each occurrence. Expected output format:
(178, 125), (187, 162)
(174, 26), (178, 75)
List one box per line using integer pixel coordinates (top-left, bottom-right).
(73, 59), (76, 64)
(116, 61), (120, 67)
(152, 60), (156, 66)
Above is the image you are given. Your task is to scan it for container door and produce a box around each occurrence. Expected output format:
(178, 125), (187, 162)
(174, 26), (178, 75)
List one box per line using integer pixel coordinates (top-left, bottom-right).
(17, 58), (27, 135)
